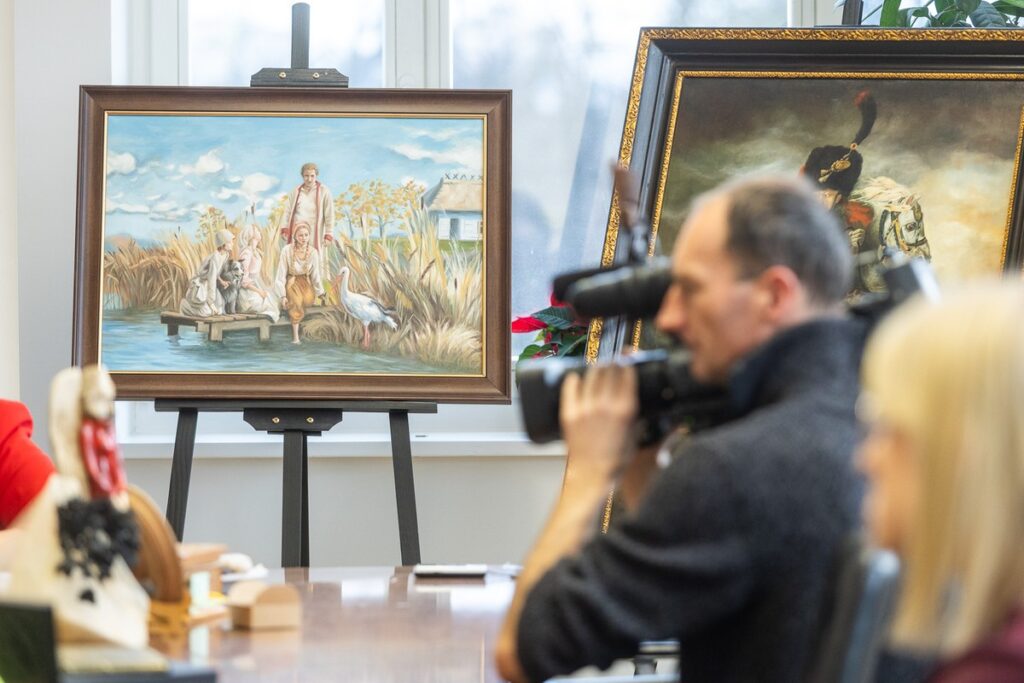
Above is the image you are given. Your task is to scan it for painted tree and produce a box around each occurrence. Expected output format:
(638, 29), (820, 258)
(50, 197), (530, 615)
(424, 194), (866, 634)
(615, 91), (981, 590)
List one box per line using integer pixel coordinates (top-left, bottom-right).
(366, 179), (402, 240)
(336, 179), (427, 241)
(347, 183), (371, 241)
(394, 180), (426, 230)
(334, 187), (359, 238)
(196, 206), (227, 243)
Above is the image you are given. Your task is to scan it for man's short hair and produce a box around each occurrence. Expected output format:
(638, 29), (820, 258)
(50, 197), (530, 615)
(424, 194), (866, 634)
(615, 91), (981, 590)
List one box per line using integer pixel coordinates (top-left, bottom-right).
(713, 174), (853, 305)
(301, 162), (319, 176)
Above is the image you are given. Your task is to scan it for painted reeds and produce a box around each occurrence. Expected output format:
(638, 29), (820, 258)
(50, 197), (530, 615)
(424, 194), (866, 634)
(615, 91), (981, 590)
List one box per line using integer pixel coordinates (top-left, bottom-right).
(303, 208), (482, 372)
(103, 207), (482, 373)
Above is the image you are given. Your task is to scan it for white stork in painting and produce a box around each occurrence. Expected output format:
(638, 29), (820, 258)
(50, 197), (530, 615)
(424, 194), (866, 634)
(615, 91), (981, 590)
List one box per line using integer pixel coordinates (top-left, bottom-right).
(333, 266), (398, 349)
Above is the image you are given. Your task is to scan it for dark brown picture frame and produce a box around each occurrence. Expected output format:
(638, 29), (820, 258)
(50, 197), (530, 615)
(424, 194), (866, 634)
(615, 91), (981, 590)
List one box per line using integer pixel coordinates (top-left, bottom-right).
(74, 86), (511, 403)
(589, 28), (1024, 361)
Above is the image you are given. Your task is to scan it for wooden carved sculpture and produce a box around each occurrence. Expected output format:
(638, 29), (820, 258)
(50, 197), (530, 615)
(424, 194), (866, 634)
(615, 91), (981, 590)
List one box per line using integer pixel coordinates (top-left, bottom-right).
(7, 366), (149, 648)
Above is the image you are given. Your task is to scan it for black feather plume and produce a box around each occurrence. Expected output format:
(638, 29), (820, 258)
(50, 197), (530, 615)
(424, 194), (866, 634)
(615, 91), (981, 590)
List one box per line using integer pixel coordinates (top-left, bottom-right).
(852, 90), (877, 145)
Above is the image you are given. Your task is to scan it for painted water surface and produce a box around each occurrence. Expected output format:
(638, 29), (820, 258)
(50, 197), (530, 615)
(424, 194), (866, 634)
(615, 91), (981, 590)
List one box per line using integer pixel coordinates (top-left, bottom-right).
(101, 113), (485, 376)
(102, 311), (456, 374)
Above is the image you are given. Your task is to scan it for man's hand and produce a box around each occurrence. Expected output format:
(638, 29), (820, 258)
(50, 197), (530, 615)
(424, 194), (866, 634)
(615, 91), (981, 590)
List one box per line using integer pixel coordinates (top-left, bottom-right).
(497, 364), (639, 683)
(848, 227), (865, 250)
(560, 365), (639, 484)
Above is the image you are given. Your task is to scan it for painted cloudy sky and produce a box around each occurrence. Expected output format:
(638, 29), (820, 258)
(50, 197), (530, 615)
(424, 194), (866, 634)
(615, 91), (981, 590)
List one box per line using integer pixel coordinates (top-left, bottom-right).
(657, 77), (1024, 280)
(103, 114), (484, 241)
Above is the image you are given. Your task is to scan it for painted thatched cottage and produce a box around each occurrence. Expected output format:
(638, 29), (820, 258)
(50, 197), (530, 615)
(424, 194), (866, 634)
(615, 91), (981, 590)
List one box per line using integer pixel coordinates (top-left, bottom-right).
(420, 173), (483, 241)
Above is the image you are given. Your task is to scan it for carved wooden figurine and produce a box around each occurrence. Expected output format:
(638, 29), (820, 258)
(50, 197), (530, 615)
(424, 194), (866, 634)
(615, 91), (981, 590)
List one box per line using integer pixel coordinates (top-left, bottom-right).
(7, 365), (149, 648)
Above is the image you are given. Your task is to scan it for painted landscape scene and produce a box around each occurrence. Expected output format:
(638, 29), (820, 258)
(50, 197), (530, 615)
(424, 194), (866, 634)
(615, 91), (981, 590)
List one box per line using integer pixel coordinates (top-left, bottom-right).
(100, 114), (486, 376)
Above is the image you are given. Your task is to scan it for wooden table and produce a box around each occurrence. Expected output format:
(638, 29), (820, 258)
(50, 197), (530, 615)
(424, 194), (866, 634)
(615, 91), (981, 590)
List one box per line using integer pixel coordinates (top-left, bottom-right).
(150, 566), (516, 683)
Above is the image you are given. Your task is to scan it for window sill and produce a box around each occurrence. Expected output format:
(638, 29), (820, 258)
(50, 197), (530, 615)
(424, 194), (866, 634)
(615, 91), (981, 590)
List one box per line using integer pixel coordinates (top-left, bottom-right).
(120, 431), (566, 459)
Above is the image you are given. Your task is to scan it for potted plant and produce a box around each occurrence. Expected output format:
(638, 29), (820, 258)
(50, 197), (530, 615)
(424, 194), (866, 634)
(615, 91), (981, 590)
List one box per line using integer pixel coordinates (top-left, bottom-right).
(853, 0), (1024, 27)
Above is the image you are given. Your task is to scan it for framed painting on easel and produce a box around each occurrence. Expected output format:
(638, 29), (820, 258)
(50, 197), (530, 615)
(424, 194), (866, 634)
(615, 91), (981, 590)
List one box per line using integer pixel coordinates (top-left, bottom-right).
(73, 86), (511, 403)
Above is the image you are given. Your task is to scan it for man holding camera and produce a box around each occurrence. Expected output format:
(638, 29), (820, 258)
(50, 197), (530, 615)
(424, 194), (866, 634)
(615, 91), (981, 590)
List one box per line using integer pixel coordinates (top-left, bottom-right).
(497, 174), (867, 682)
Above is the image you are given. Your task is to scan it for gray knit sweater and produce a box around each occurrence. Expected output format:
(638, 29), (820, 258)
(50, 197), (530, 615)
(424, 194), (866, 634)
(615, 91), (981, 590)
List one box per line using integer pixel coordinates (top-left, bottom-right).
(518, 317), (868, 683)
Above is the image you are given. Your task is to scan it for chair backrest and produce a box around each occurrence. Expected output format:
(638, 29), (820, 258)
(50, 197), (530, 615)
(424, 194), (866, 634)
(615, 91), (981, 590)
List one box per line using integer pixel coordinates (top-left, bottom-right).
(805, 534), (902, 683)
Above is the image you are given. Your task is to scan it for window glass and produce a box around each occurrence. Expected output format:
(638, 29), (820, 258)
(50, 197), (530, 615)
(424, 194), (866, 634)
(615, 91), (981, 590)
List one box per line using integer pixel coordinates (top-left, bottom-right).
(451, 1), (787, 352)
(858, 0), (885, 24)
(188, 0), (384, 87)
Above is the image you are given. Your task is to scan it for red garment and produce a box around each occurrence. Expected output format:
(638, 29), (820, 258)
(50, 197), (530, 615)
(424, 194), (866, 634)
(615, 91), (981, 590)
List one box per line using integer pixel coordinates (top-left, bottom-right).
(79, 417), (126, 499)
(929, 610), (1024, 683)
(0, 400), (55, 527)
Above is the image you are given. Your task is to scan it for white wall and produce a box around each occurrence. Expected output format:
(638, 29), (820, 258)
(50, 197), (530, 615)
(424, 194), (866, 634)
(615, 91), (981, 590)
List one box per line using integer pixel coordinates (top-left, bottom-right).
(11, 0), (566, 568)
(126, 453), (565, 566)
(14, 0), (111, 434)
(0, 3), (18, 398)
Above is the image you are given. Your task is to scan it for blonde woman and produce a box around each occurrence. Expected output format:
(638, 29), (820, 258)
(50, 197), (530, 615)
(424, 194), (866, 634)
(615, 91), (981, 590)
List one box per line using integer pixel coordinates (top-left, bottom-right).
(274, 223), (323, 344)
(859, 281), (1024, 682)
(236, 225), (279, 322)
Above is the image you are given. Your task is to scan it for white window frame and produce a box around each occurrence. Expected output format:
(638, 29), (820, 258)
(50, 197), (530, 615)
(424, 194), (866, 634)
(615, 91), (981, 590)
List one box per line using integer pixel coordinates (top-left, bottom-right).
(790, 0), (845, 26)
(385, 0), (451, 88)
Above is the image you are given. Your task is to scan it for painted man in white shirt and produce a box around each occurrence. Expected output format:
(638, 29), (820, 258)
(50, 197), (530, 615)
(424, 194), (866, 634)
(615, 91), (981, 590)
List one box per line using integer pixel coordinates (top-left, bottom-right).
(278, 162), (335, 252)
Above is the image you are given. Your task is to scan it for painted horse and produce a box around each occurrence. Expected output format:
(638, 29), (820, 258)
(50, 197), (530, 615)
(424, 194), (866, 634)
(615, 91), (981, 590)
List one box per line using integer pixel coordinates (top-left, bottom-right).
(847, 176), (931, 294)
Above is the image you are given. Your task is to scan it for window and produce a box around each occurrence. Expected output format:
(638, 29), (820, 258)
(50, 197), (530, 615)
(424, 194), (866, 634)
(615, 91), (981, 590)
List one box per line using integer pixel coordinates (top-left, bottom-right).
(450, 1), (788, 353)
(188, 0), (384, 87)
(112, 0), (799, 456)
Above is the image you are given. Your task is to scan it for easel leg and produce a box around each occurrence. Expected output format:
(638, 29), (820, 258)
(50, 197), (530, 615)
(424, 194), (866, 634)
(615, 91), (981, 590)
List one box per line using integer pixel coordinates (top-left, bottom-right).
(389, 410), (421, 565)
(166, 408), (198, 541)
(281, 430), (308, 568)
(301, 434), (310, 567)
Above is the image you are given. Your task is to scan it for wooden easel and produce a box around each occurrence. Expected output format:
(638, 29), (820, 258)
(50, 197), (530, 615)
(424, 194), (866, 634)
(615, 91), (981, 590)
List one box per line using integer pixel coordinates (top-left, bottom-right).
(161, 400), (434, 568)
(162, 3), (434, 569)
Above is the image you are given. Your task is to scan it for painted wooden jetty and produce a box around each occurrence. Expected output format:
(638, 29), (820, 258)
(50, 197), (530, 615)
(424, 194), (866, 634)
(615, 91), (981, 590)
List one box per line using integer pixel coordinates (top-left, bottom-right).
(160, 306), (328, 342)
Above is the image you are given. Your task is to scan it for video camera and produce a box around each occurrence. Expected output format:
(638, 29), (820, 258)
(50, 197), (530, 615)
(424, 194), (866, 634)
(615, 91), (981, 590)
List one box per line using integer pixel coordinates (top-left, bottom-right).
(517, 251), (939, 444)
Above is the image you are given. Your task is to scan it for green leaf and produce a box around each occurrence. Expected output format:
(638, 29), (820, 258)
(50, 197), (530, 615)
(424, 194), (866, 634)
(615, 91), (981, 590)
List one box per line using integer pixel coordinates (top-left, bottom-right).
(933, 6), (969, 23)
(548, 329), (582, 346)
(955, 0), (982, 12)
(559, 332), (587, 347)
(517, 344), (545, 362)
(912, 6), (933, 16)
(529, 305), (573, 321)
(896, 7), (915, 24)
(997, 0), (1024, 8)
(993, 0), (1024, 17)
(935, 0), (955, 10)
(880, 0), (904, 25)
(534, 311), (577, 330)
(556, 336), (587, 357)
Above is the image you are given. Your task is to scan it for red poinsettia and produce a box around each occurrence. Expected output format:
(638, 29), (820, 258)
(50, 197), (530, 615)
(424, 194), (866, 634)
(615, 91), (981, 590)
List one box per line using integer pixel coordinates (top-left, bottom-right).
(511, 294), (588, 361)
(511, 315), (547, 333)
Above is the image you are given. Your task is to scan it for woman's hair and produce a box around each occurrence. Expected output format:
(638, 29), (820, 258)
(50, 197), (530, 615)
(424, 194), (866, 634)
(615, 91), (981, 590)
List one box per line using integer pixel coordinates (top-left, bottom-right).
(239, 224), (260, 251)
(863, 280), (1024, 654)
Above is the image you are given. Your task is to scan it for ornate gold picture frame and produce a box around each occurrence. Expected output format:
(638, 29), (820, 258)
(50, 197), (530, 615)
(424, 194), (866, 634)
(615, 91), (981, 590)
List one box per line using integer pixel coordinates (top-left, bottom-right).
(590, 28), (1024, 360)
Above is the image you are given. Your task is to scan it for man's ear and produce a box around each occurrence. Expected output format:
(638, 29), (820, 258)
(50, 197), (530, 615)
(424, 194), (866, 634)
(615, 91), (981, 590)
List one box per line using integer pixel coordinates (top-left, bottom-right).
(755, 265), (803, 323)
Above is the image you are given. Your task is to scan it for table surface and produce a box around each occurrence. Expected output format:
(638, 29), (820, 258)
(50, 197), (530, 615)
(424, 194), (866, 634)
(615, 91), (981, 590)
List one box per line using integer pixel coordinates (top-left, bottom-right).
(150, 566), (516, 683)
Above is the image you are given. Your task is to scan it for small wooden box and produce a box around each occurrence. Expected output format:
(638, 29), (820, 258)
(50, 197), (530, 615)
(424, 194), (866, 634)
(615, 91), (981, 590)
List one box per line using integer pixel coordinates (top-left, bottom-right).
(226, 581), (301, 631)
